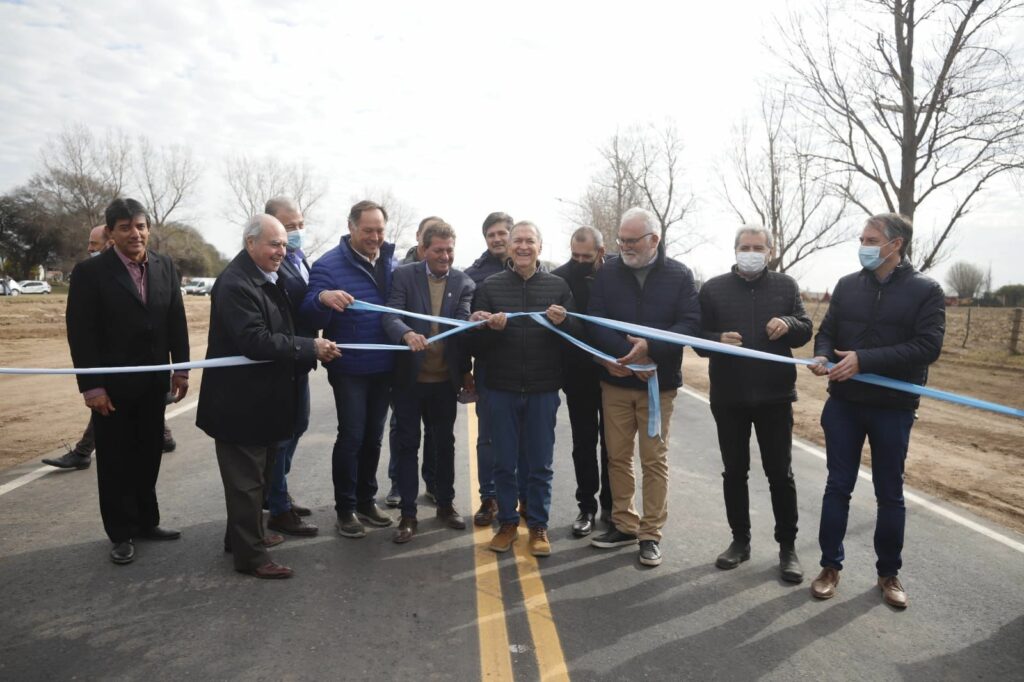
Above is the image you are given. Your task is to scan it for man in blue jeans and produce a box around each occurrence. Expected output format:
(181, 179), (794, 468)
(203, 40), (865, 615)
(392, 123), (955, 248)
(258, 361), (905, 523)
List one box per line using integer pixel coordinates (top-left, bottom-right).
(469, 221), (580, 557)
(263, 196), (318, 537)
(809, 213), (945, 609)
(301, 199), (397, 538)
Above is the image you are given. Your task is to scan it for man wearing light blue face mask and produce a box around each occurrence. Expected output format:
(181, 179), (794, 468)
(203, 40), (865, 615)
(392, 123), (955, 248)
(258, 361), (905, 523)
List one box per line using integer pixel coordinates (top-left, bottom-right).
(807, 213), (945, 610)
(262, 196), (319, 538)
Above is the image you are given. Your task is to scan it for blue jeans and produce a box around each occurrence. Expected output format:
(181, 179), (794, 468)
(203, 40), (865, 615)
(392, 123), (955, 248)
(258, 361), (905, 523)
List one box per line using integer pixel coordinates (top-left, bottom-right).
(818, 397), (915, 576)
(393, 381), (458, 518)
(489, 389), (560, 528)
(267, 374), (311, 516)
(476, 365), (529, 503)
(328, 372), (391, 516)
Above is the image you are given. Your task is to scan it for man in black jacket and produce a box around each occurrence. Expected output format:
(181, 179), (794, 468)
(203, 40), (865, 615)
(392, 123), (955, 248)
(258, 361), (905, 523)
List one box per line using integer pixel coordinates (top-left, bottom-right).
(197, 214), (340, 579)
(698, 225), (812, 582)
(552, 226), (610, 537)
(808, 213), (945, 609)
(66, 199), (190, 566)
(464, 211), (513, 526)
(263, 196), (318, 537)
(470, 221), (581, 557)
(587, 207), (701, 567)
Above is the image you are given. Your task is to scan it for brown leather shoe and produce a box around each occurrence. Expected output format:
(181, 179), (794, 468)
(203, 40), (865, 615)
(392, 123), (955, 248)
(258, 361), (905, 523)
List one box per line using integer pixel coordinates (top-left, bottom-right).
(239, 560), (293, 579)
(810, 567), (840, 600)
(473, 498), (498, 527)
(288, 494), (312, 517)
(267, 509), (319, 537)
(223, 533), (285, 553)
(878, 575), (908, 609)
(437, 505), (467, 530)
(528, 527), (551, 557)
(393, 516), (418, 544)
(489, 522), (519, 553)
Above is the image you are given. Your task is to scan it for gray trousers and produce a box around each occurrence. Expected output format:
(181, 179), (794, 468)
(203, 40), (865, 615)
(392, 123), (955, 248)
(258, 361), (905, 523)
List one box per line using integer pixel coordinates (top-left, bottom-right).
(215, 441), (276, 572)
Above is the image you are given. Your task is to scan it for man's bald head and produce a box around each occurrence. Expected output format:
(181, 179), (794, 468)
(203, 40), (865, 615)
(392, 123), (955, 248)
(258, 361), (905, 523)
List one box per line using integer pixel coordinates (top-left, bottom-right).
(88, 224), (110, 255)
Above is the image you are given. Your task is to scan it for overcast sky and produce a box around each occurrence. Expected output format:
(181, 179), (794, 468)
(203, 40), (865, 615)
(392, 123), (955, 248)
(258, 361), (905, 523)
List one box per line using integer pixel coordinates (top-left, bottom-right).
(1, 0), (1021, 291)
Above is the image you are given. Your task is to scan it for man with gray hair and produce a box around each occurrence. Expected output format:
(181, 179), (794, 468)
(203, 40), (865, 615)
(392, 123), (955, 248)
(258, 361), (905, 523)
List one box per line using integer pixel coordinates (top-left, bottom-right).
(587, 207), (701, 567)
(261, 196), (318, 538)
(697, 224), (812, 583)
(198, 214), (340, 578)
(469, 221), (581, 557)
(552, 226), (610, 536)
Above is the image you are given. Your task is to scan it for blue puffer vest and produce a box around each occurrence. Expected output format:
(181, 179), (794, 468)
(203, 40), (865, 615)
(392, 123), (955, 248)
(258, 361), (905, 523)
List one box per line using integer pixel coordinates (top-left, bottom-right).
(300, 236), (396, 377)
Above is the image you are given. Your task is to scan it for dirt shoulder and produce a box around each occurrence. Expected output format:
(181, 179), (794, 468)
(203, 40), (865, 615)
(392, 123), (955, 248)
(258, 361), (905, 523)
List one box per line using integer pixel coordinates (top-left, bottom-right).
(0, 295), (210, 470)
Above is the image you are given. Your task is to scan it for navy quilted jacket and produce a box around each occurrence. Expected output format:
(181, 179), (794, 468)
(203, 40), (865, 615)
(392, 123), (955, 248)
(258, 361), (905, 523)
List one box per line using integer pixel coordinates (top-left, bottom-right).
(300, 236), (396, 377)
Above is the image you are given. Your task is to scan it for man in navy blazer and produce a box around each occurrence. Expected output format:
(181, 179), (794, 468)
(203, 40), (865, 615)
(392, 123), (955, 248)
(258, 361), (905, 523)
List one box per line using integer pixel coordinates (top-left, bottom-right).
(382, 221), (475, 543)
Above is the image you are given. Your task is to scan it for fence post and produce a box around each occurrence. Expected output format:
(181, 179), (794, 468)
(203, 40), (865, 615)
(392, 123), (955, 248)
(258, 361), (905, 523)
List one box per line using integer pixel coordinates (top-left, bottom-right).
(1011, 308), (1023, 355)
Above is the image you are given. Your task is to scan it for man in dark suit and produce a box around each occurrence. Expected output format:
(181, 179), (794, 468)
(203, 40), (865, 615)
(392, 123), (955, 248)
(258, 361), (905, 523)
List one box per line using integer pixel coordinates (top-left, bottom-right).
(382, 220), (475, 543)
(197, 214), (340, 579)
(66, 199), (190, 565)
(262, 196), (318, 538)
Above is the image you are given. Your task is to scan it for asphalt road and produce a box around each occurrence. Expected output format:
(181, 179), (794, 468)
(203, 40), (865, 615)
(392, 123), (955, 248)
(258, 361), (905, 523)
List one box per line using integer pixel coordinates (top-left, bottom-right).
(0, 371), (1021, 681)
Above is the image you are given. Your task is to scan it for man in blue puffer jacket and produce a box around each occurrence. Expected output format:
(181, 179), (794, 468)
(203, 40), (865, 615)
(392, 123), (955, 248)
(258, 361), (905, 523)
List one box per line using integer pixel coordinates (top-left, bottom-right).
(301, 199), (397, 539)
(807, 213), (945, 610)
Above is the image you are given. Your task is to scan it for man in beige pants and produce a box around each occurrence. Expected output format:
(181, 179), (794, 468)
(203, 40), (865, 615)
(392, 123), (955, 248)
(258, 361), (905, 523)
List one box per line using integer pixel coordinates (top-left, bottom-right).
(584, 207), (701, 567)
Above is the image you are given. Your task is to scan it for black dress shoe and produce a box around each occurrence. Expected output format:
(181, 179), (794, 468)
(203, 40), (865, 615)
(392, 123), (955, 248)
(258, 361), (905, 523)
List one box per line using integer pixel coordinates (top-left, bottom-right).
(715, 540), (751, 569)
(42, 451), (91, 470)
(779, 545), (804, 583)
(162, 436), (177, 453)
(110, 540), (135, 564)
(139, 526), (181, 541)
(355, 502), (393, 527)
(572, 511), (596, 537)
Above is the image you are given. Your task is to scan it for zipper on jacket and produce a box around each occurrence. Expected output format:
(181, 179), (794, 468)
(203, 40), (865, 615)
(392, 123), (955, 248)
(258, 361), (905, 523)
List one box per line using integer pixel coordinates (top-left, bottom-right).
(521, 276), (528, 393)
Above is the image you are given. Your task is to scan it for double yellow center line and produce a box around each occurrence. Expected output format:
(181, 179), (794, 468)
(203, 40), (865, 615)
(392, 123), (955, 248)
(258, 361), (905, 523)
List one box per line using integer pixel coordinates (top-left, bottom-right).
(466, 410), (570, 682)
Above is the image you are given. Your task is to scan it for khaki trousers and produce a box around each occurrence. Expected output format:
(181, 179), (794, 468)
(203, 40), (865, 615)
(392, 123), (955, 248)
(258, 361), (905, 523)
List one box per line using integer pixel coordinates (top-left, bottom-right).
(601, 382), (676, 542)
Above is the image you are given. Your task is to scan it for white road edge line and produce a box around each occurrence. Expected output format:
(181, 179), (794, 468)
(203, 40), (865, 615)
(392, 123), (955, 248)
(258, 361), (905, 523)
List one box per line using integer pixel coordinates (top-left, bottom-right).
(0, 398), (199, 499)
(680, 387), (1024, 555)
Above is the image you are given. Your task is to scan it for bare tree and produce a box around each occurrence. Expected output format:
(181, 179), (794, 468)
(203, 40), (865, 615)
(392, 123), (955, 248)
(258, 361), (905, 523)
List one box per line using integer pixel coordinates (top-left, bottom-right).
(223, 155), (328, 226)
(945, 260), (985, 298)
(567, 125), (702, 254)
(33, 123), (133, 227)
(136, 136), (202, 226)
(352, 187), (418, 251)
(719, 88), (852, 272)
(780, 0), (1024, 271)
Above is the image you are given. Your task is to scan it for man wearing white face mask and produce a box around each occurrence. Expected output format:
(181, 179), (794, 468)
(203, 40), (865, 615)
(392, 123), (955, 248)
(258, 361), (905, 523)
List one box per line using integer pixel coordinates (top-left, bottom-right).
(697, 225), (812, 583)
(808, 213), (945, 609)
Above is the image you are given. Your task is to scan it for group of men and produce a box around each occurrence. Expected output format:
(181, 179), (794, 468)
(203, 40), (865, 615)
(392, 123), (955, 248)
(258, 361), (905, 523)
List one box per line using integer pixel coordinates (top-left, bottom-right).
(65, 196), (944, 610)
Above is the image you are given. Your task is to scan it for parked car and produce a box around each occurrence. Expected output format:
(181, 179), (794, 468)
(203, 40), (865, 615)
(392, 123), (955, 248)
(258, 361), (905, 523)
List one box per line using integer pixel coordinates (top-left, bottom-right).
(183, 277), (216, 295)
(1, 278), (22, 296)
(18, 280), (52, 294)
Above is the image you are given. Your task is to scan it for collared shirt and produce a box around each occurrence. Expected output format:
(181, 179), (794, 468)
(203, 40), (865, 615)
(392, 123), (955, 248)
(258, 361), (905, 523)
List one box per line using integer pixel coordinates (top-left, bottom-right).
(425, 260), (448, 280)
(114, 245), (148, 303)
(258, 268), (279, 284)
(352, 247), (379, 268)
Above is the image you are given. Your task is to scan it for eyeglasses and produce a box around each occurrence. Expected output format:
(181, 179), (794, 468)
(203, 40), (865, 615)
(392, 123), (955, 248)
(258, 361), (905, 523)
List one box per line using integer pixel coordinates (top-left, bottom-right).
(615, 233), (655, 248)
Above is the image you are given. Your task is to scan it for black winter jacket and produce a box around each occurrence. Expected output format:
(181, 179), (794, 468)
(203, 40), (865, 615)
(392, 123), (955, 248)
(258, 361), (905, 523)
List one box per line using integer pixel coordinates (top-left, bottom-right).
(197, 250), (318, 445)
(464, 250), (507, 285)
(470, 268), (581, 393)
(814, 259), (945, 410)
(588, 247), (701, 392)
(697, 267), (812, 406)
